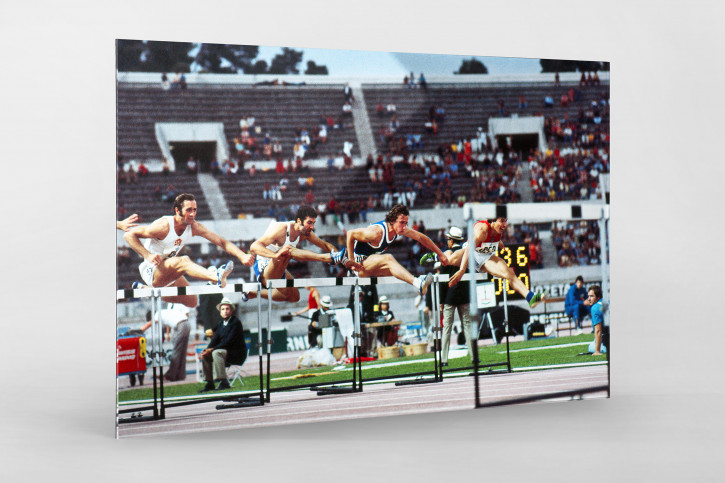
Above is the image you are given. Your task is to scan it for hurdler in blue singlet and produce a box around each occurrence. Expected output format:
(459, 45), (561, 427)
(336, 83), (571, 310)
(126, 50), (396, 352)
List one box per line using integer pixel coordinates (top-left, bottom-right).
(352, 221), (398, 263)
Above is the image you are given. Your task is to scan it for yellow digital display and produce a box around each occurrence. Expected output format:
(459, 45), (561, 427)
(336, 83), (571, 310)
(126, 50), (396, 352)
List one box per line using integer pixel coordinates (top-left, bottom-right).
(492, 244), (531, 303)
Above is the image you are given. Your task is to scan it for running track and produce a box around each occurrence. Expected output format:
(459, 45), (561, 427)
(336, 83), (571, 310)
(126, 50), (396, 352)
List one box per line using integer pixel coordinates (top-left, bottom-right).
(117, 365), (608, 438)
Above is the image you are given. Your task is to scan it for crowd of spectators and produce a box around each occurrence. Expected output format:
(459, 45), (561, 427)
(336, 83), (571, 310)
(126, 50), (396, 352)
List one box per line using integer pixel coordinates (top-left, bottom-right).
(530, 93), (610, 203)
(551, 220), (601, 267)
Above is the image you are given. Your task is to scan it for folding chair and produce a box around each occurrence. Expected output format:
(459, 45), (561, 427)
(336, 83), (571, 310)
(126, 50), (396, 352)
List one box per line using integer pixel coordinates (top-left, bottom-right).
(226, 364), (245, 388)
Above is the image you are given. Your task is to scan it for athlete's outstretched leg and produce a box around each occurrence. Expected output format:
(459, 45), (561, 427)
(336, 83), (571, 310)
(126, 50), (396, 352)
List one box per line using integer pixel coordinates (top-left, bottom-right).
(482, 256), (546, 307)
(359, 254), (433, 295)
(154, 256), (221, 286)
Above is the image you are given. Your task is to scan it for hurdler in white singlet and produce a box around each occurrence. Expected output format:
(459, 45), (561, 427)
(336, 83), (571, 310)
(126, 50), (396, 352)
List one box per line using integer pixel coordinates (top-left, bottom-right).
(138, 216), (193, 286)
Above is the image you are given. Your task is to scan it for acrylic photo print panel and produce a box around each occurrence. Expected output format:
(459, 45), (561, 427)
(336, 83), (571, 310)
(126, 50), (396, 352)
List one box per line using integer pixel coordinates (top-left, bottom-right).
(116, 39), (610, 438)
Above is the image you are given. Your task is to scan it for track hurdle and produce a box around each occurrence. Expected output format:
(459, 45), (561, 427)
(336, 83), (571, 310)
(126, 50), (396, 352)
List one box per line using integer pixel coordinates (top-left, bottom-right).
(262, 272), (500, 399)
(116, 282), (266, 423)
(463, 200), (611, 407)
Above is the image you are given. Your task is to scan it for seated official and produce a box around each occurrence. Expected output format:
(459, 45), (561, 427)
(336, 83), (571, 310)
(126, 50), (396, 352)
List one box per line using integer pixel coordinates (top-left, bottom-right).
(308, 295), (333, 348)
(199, 297), (247, 392)
(373, 296), (397, 346)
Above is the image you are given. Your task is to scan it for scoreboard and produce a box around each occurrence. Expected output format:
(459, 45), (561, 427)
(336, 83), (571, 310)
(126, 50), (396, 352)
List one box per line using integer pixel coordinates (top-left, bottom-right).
(492, 244), (531, 303)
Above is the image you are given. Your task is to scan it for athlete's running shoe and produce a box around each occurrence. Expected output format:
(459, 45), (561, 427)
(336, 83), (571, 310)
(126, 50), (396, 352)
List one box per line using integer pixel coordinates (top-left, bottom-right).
(419, 253), (438, 266)
(241, 291), (249, 302)
(528, 290), (547, 308)
(217, 260), (234, 287)
(131, 281), (144, 290)
(418, 273), (434, 296)
(330, 248), (346, 265)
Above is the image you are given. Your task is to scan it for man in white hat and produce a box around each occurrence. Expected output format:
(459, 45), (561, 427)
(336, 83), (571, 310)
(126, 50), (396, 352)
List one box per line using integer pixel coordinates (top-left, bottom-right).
(308, 295), (333, 348)
(198, 297), (247, 392)
(422, 227), (475, 366)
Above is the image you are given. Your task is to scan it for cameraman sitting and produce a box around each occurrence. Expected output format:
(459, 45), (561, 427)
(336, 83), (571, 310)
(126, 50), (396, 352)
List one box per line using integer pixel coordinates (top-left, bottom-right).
(308, 295), (333, 348)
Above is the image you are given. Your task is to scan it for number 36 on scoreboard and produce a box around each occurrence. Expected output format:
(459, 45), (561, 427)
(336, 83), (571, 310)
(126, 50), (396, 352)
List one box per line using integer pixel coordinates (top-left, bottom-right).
(493, 244), (531, 303)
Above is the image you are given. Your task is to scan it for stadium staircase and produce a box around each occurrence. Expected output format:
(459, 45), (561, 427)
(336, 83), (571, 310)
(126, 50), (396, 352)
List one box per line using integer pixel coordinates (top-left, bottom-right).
(198, 173), (231, 220)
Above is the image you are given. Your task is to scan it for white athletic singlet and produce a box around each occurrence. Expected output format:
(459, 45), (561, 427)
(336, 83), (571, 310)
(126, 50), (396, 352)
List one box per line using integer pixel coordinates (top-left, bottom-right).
(253, 221), (301, 282)
(138, 216), (193, 286)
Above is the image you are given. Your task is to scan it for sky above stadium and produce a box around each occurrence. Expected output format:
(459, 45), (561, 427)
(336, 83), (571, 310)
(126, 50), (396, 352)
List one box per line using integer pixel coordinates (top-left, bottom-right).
(256, 45), (542, 76)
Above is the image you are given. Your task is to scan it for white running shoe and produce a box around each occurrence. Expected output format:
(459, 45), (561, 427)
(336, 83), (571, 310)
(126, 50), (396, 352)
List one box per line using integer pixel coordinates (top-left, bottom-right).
(216, 260), (234, 287)
(418, 273), (434, 295)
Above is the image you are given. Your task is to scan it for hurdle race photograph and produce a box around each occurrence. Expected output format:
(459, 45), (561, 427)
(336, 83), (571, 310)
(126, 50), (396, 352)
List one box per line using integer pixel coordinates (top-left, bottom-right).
(115, 39), (611, 438)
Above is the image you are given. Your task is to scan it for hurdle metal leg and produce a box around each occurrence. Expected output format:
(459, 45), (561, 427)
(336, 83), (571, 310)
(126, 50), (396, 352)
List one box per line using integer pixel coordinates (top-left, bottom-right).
(395, 273), (442, 386)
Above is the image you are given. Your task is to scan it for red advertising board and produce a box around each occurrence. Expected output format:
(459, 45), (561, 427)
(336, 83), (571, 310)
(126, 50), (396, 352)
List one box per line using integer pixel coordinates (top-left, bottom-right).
(117, 336), (147, 376)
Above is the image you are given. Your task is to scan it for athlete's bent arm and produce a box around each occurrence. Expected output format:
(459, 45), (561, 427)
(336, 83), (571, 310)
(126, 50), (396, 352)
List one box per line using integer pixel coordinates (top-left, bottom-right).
(449, 245), (470, 287)
(306, 230), (337, 253)
(345, 226), (379, 271)
(250, 223), (288, 259)
(123, 218), (170, 266)
(194, 222), (254, 267)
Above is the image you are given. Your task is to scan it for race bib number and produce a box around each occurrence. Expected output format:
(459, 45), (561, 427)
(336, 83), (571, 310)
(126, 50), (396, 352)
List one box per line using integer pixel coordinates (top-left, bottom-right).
(475, 243), (498, 255)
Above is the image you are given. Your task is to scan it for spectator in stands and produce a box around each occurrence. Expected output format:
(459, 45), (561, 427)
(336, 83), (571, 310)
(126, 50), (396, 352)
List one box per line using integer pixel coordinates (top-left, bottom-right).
(161, 72), (170, 90)
(137, 161), (149, 177)
(179, 73), (187, 89)
(376, 101), (385, 117)
(386, 102), (396, 115)
(199, 298), (247, 392)
(403, 74), (409, 87)
(565, 275), (589, 335)
(418, 73), (427, 90)
(554, 72), (560, 87)
(124, 161), (138, 184)
(317, 202), (327, 224)
(186, 156), (197, 174)
(161, 184), (177, 202)
(343, 140), (354, 159)
(210, 159), (220, 176)
(343, 83), (354, 103)
(544, 95), (554, 107)
(342, 101), (353, 117)
(498, 99), (505, 116)
(519, 95), (527, 109)
(161, 158), (170, 176)
(304, 189), (315, 205)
